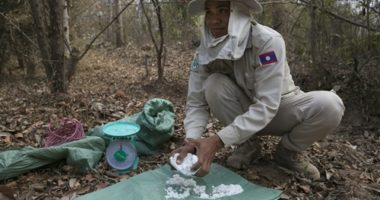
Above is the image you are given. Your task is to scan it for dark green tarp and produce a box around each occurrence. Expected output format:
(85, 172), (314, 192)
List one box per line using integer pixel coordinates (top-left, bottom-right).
(0, 136), (105, 180)
(75, 163), (282, 200)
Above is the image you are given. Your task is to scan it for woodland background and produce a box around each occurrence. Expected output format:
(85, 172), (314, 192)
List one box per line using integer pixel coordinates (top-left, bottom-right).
(0, 0), (379, 199)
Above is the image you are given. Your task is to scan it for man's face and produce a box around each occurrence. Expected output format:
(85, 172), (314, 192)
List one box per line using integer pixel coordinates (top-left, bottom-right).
(205, 0), (230, 38)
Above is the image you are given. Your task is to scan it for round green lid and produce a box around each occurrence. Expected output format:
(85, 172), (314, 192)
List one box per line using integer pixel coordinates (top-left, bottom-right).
(102, 121), (140, 138)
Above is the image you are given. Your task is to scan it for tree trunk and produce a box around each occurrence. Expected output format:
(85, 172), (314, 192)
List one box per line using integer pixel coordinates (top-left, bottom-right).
(29, 0), (53, 80)
(66, 47), (80, 81)
(309, 0), (321, 88)
(29, 0), (67, 93)
(366, 0), (371, 50)
(48, 0), (66, 93)
(114, 0), (124, 47)
(141, 0), (165, 81)
(63, 0), (71, 56)
(309, 0), (317, 69)
(107, 0), (114, 44)
(25, 57), (36, 79)
(153, 0), (164, 81)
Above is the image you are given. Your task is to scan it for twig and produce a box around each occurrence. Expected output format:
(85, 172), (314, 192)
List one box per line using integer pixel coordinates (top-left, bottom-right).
(141, 1), (158, 52)
(77, 0), (134, 61)
(362, 184), (380, 194)
(297, 0), (380, 32)
(0, 11), (39, 48)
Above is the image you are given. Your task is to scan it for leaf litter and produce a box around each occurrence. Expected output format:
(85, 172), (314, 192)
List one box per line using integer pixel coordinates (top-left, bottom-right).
(0, 44), (379, 199)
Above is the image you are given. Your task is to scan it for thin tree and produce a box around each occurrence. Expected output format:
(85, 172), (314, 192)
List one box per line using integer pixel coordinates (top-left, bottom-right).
(141, 0), (165, 82)
(29, 0), (54, 82)
(114, 0), (125, 47)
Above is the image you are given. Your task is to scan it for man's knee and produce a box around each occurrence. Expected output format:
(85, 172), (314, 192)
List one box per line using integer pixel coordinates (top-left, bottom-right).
(204, 73), (232, 103)
(309, 91), (345, 128)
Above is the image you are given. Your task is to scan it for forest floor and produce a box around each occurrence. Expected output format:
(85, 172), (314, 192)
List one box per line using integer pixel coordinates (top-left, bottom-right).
(0, 43), (379, 200)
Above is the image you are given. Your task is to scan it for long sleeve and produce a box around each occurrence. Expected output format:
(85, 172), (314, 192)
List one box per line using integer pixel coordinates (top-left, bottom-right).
(184, 56), (210, 139)
(217, 36), (287, 146)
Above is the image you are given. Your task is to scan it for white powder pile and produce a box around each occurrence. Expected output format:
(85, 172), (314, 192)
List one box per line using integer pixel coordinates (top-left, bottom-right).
(165, 174), (196, 199)
(208, 184), (244, 199)
(165, 186), (191, 199)
(166, 174), (197, 187)
(169, 153), (199, 176)
(164, 174), (244, 199)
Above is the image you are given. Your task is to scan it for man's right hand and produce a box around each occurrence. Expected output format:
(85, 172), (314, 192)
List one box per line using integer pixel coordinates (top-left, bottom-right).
(170, 139), (196, 165)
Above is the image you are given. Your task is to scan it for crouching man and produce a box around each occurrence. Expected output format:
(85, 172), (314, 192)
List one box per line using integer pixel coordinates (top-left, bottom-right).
(173, 0), (345, 180)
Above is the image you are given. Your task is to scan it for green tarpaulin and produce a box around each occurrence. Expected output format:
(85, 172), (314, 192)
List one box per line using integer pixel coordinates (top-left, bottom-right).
(0, 136), (105, 180)
(75, 163), (282, 200)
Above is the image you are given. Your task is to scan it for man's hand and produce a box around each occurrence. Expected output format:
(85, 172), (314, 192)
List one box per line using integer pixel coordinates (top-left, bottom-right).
(187, 135), (224, 177)
(171, 139), (196, 165)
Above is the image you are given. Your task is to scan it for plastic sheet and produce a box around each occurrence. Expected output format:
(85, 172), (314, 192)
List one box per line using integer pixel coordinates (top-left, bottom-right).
(0, 136), (105, 180)
(75, 163), (282, 200)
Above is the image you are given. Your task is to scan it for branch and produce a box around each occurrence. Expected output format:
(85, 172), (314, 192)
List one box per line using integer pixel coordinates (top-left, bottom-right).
(260, 0), (292, 6)
(297, 0), (380, 32)
(141, 0), (159, 52)
(370, 6), (380, 15)
(77, 0), (134, 61)
(0, 11), (39, 48)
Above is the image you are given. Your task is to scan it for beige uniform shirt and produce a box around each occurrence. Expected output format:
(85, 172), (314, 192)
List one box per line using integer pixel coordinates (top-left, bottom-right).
(184, 23), (298, 146)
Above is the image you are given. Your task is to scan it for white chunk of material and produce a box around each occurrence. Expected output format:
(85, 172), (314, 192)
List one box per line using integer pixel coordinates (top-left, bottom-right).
(165, 186), (191, 199)
(209, 184), (244, 199)
(166, 174), (196, 187)
(170, 153), (198, 176)
(165, 174), (244, 199)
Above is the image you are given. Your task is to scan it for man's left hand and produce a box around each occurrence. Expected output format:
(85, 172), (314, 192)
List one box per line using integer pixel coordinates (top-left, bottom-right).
(186, 135), (224, 177)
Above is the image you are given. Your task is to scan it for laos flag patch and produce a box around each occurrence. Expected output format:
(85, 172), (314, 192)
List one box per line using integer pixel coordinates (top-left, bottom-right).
(259, 51), (278, 65)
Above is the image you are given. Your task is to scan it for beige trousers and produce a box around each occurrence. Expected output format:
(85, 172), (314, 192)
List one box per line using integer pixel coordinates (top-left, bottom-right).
(204, 73), (345, 152)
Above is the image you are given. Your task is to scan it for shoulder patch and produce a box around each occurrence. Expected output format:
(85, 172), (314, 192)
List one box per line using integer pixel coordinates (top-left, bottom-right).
(259, 51), (278, 65)
(191, 57), (200, 72)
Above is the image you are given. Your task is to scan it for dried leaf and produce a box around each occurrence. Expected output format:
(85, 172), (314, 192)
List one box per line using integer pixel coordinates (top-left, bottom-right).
(169, 142), (176, 150)
(14, 133), (23, 139)
(84, 174), (96, 183)
(206, 123), (213, 129)
(34, 134), (42, 145)
(62, 165), (74, 173)
(69, 178), (77, 189)
(362, 184), (380, 195)
(58, 179), (65, 186)
(364, 131), (370, 138)
(299, 185), (311, 193)
(22, 121), (44, 135)
(326, 170), (333, 180)
(76, 186), (91, 195)
(0, 185), (15, 200)
(280, 193), (290, 200)
(0, 132), (11, 144)
(104, 171), (118, 178)
(96, 182), (110, 190)
(31, 183), (45, 192)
